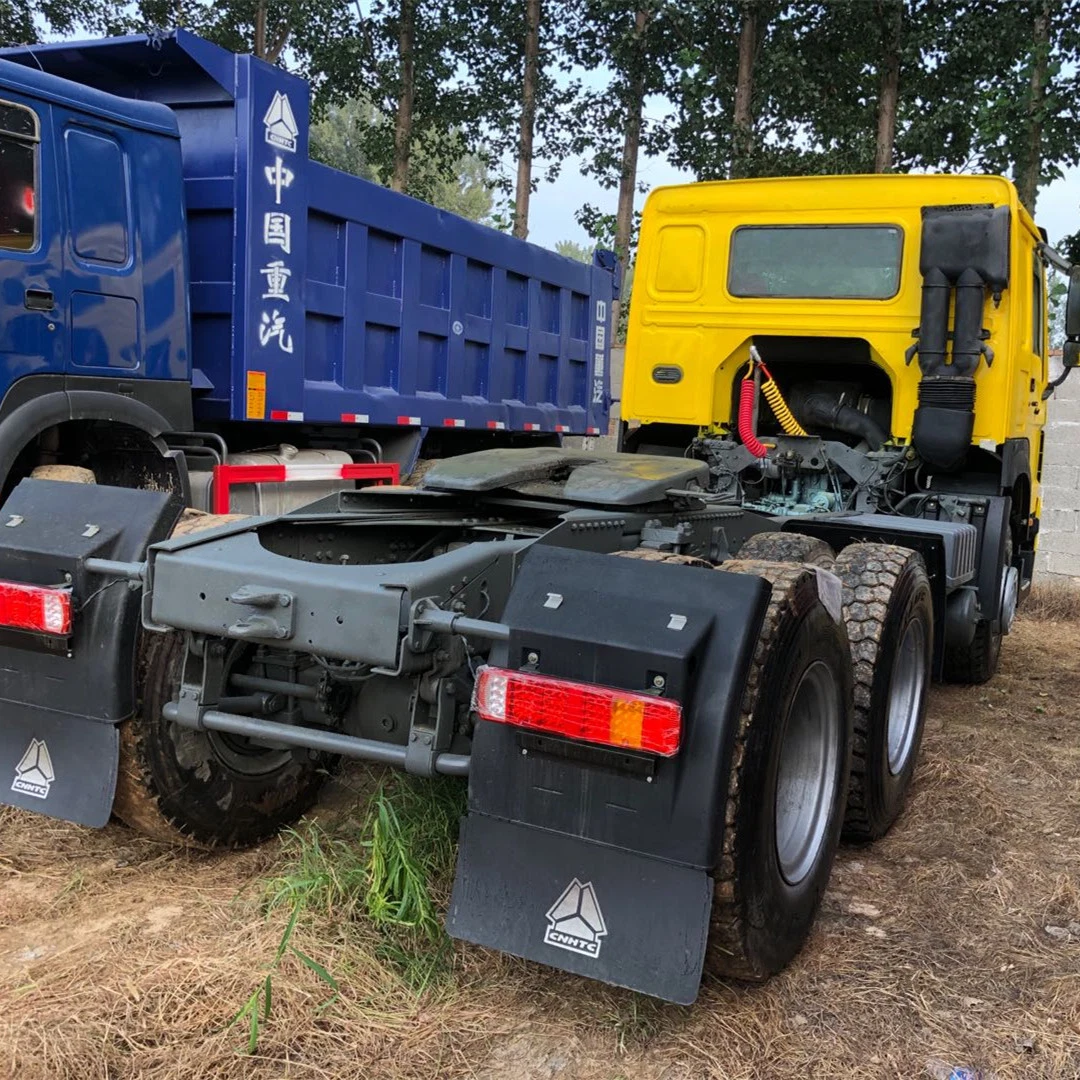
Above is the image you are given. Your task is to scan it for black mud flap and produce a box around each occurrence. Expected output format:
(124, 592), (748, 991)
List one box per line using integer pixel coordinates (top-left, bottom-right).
(0, 479), (181, 826)
(448, 813), (713, 1005)
(0, 701), (118, 826)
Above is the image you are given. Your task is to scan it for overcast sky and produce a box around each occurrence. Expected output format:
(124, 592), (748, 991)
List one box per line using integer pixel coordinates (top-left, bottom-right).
(527, 156), (1080, 254)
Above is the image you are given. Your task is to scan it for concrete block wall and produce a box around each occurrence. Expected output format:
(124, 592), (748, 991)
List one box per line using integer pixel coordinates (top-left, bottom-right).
(1037, 359), (1080, 580)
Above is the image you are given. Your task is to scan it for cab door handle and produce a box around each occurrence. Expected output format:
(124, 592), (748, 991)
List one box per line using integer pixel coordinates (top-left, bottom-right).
(24, 288), (55, 312)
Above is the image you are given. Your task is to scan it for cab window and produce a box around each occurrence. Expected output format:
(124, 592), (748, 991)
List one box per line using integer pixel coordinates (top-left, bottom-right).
(0, 101), (38, 253)
(729, 225), (903, 299)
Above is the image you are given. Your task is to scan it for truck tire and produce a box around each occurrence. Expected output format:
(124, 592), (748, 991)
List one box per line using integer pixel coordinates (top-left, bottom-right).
(942, 537), (1011, 686)
(112, 510), (331, 847)
(833, 543), (933, 841)
(737, 531), (836, 568)
(705, 559), (853, 981)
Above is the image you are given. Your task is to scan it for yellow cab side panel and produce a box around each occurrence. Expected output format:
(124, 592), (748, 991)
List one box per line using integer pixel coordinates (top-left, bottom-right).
(623, 174), (1048, 519)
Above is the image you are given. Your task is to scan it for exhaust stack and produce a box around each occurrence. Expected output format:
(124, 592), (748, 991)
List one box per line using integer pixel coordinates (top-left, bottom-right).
(908, 205), (1010, 471)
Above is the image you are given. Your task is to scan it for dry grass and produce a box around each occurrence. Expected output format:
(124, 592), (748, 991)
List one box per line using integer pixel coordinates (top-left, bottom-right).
(1024, 579), (1080, 622)
(2, 616), (1079, 1079)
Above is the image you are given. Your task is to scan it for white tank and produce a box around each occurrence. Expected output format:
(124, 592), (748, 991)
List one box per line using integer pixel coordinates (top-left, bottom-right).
(188, 444), (358, 516)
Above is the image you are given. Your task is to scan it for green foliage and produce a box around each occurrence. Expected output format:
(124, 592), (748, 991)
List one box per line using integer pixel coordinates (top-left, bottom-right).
(310, 99), (381, 182)
(555, 239), (594, 263)
(310, 96), (495, 220)
(456, 0), (581, 193)
(0, 0), (129, 45)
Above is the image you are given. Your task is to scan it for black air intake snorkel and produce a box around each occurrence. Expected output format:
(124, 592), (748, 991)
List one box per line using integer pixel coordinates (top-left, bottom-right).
(907, 205), (1010, 471)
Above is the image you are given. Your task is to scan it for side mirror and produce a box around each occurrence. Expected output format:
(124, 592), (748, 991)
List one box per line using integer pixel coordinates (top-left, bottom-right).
(1067, 266), (1080, 339)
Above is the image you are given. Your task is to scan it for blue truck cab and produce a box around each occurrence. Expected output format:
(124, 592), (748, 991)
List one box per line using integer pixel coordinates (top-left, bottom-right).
(0, 31), (615, 504)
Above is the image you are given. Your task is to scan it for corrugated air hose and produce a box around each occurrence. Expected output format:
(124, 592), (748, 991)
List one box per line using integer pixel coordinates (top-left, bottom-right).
(738, 366), (769, 459)
(758, 362), (808, 437)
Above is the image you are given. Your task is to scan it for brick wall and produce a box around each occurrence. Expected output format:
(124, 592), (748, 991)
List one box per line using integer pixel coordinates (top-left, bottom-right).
(1036, 358), (1080, 580)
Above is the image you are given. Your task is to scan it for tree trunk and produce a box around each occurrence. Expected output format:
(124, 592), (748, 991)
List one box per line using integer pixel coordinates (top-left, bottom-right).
(611, 7), (651, 334)
(731, 2), (757, 179)
(253, 2), (267, 58)
(873, 0), (902, 172)
(1017, 0), (1051, 212)
(391, 0), (417, 193)
(514, 0), (541, 239)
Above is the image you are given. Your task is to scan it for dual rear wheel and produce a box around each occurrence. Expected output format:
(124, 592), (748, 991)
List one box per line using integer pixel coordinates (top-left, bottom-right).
(678, 534), (933, 983)
(734, 532), (934, 843)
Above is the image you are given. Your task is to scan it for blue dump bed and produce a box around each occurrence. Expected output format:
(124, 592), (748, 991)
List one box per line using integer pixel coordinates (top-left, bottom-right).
(5, 31), (614, 434)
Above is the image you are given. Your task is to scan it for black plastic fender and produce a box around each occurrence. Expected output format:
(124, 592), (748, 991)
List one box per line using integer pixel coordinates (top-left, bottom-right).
(0, 479), (181, 825)
(448, 545), (769, 1002)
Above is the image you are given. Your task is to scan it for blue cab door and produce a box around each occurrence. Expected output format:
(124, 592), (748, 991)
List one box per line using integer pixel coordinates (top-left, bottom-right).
(0, 93), (65, 389)
(52, 107), (141, 376)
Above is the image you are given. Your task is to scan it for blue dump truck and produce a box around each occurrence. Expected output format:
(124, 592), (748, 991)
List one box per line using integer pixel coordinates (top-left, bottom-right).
(0, 29), (615, 512)
(2, 29), (1076, 1007)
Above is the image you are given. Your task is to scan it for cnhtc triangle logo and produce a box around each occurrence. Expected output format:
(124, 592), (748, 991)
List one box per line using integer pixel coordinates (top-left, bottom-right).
(543, 878), (608, 958)
(263, 92), (298, 153)
(12, 738), (54, 799)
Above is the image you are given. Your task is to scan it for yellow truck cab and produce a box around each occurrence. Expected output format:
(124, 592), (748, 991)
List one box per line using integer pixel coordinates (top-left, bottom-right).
(621, 174), (1074, 685)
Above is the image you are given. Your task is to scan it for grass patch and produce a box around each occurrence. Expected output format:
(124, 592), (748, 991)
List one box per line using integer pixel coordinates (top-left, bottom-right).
(363, 774), (465, 990)
(233, 772), (467, 1050)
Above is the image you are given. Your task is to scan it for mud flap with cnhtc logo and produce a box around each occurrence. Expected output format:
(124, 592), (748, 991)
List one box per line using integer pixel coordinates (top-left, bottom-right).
(447, 813), (713, 1004)
(0, 701), (119, 826)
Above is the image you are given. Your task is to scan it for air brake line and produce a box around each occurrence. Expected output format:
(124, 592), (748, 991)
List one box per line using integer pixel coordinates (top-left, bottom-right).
(749, 344), (807, 437)
(738, 360), (770, 459)
(737, 347), (808, 456)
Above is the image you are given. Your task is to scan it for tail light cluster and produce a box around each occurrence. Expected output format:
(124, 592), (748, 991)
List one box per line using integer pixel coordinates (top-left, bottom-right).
(473, 665), (682, 756)
(0, 580), (72, 636)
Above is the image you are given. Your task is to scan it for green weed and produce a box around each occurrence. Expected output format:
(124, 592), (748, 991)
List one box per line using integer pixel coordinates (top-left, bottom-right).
(264, 818), (368, 920)
(362, 774), (465, 988)
(233, 773), (466, 1050)
(229, 901), (340, 1054)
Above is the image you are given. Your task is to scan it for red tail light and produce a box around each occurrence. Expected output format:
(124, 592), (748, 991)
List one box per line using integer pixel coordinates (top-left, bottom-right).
(473, 665), (681, 757)
(0, 581), (72, 635)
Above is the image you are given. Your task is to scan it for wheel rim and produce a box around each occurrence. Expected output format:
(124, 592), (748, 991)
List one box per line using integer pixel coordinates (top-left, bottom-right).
(775, 660), (842, 886)
(1000, 565), (1019, 634)
(886, 617), (927, 776)
(205, 646), (297, 777)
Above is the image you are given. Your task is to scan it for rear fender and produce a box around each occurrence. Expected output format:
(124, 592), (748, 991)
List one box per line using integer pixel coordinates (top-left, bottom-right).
(0, 479), (181, 825)
(448, 545), (769, 1002)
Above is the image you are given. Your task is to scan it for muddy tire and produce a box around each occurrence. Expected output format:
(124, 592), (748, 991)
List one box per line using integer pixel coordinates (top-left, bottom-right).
(833, 543), (933, 841)
(705, 559), (853, 981)
(113, 633), (331, 848)
(737, 531), (836, 569)
(112, 510), (330, 847)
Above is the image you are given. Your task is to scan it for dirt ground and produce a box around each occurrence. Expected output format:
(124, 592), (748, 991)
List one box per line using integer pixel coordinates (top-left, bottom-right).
(1, 613), (1078, 1080)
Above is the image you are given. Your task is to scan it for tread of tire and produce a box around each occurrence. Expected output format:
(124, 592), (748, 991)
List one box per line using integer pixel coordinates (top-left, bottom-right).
(612, 549), (847, 980)
(737, 531), (836, 568)
(832, 542), (917, 840)
(704, 558), (813, 981)
(111, 511), (242, 848)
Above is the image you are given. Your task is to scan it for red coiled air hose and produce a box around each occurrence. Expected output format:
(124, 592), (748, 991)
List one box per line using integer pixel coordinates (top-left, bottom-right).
(738, 374), (769, 458)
